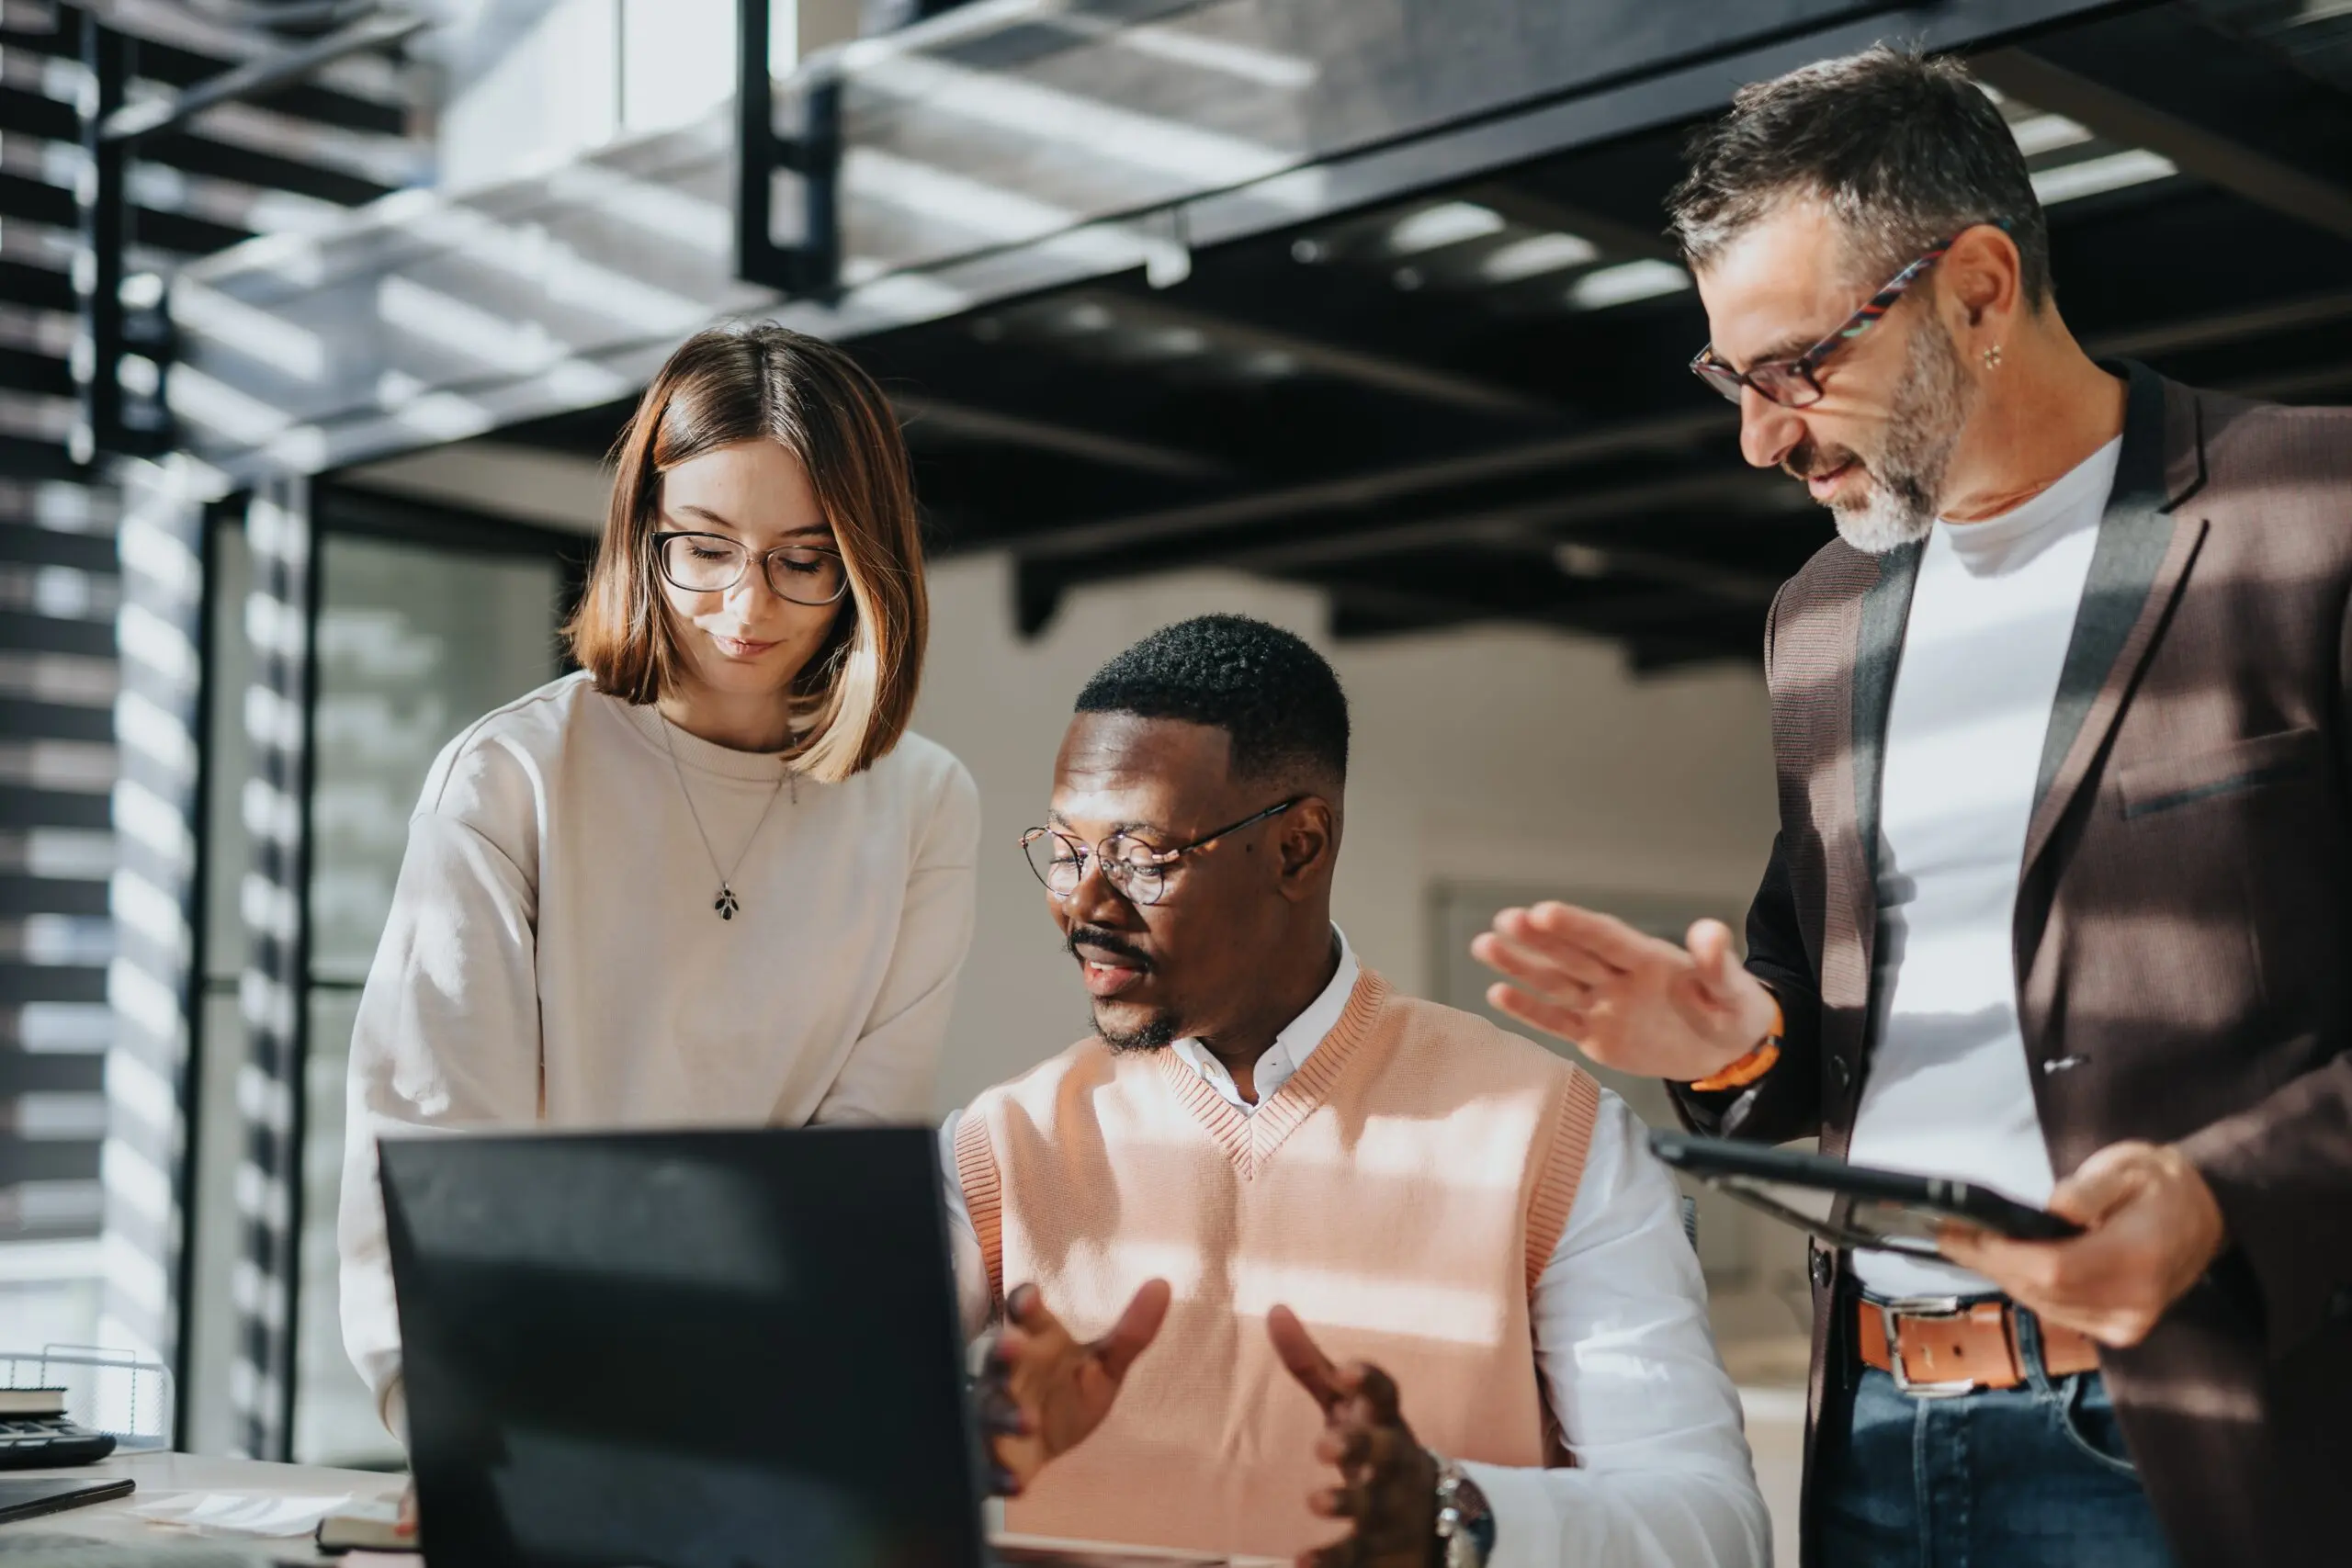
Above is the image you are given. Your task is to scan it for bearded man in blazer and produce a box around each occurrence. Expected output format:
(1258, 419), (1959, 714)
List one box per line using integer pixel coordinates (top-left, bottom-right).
(1475, 45), (2352, 1568)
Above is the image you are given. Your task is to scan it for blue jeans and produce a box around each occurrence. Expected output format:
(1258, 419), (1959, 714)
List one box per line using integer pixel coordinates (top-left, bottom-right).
(1816, 1305), (2177, 1568)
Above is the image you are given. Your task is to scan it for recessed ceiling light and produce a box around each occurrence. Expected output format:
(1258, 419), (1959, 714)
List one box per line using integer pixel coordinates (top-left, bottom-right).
(2030, 148), (2177, 205)
(1385, 201), (1507, 255)
(1479, 231), (1601, 284)
(1566, 259), (1691, 310)
(1140, 325), (1208, 356)
(2007, 112), (2094, 158)
(1555, 543), (1612, 579)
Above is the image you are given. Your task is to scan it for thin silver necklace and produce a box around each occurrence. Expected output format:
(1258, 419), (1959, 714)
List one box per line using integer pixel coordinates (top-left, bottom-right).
(658, 716), (795, 921)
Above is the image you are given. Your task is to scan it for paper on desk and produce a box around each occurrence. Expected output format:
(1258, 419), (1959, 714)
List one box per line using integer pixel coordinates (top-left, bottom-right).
(128, 1492), (355, 1538)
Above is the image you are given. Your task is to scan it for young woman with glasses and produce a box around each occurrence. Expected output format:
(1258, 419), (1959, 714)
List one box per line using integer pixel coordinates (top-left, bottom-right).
(336, 323), (978, 1440)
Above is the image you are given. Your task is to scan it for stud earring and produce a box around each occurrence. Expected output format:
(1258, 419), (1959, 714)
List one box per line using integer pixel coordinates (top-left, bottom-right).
(1982, 344), (2004, 370)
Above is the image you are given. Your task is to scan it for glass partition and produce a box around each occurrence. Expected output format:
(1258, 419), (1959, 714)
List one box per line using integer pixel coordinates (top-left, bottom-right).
(185, 513), (571, 1461)
(291, 532), (566, 1466)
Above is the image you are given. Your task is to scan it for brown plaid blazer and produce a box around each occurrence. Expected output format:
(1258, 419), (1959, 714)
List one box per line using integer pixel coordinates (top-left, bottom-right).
(1674, 363), (2352, 1566)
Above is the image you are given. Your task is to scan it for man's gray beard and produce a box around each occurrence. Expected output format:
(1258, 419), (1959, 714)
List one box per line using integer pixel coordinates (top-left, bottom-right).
(1830, 317), (1975, 556)
(1096, 1008), (1179, 1053)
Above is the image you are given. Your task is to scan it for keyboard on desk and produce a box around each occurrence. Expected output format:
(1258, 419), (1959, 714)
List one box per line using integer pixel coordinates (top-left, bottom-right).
(0, 1417), (117, 1468)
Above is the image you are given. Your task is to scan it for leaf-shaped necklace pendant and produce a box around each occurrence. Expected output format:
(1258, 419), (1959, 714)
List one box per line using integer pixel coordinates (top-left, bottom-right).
(660, 716), (792, 925)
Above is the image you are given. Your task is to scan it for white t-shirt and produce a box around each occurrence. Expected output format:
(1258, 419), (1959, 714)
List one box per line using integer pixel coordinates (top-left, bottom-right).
(337, 671), (980, 1425)
(1848, 438), (2120, 1298)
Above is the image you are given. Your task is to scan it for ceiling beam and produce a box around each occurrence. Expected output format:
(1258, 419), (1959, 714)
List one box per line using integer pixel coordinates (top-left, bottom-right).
(895, 393), (1229, 479)
(1321, 575), (1749, 642)
(2083, 288), (2352, 361)
(1005, 406), (1735, 560)
(97, 9), (430, 145)
(1975, 46), (2352, 244)
(1555, 538), (1790, 608)
(1207, 470), (1795, 580)
(1055, 288), (1559, 420)
(1320, 578), (1593, 637)
(2225, 361), (2352, 403)
(1465, 183), (1676, 261)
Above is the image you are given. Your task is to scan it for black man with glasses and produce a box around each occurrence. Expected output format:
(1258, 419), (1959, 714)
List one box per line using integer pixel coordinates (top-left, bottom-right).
(937, 615), (1768, 1568)
(1476, 46), (2352, 1568)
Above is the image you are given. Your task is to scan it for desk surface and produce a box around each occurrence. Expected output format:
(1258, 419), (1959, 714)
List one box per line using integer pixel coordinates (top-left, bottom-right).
(3, 1450), (404, 1562)
(3, 1454), (1282, 1567)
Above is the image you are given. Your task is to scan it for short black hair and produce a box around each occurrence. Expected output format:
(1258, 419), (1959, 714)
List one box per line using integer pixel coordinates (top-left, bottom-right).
(1666, 45), (2051, 307)
(1076, 615), (1349, 788)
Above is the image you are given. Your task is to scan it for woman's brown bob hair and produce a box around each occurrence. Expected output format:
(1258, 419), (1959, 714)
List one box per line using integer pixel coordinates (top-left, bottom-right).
(566, 323), (925, 784)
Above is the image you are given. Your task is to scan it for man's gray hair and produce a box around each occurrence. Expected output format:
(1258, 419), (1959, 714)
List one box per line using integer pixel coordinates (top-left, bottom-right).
(1665, 46), (2052, 306)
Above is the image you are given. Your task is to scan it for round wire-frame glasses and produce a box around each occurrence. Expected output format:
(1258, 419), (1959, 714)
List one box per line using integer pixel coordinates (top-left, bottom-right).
(1020, 798), (1297, 907)
(651, 531), (851, 606)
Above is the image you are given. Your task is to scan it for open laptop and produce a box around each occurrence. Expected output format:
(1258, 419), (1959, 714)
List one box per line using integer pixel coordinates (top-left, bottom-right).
(381, 1125), (990, 1568)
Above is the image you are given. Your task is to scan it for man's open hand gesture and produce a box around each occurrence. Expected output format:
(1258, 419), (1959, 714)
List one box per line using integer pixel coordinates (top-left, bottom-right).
(978, 1280), (1170, 1495)
(1474, 902), (1778, 1083)
(1269, 1306), (1438, 1568)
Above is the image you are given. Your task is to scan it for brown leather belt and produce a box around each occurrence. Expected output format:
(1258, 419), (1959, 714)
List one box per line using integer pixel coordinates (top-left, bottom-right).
(1857, 1297), (2100, 1396)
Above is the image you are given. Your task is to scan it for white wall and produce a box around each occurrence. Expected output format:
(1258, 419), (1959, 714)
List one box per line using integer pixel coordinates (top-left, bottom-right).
(910, 554), (1780, 1113)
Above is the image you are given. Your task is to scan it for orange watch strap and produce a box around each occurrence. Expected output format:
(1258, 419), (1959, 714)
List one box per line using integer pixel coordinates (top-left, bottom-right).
(1686, 998), (1785, 1092)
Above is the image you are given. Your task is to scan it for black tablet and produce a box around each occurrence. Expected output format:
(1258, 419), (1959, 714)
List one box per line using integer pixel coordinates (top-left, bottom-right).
(0, 1476), (134, 1526)
(1649, 1131), (2083, 1254)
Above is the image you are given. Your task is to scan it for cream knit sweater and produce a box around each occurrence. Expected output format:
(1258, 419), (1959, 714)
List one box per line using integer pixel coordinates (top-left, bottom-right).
(337, 671), (979, 1430)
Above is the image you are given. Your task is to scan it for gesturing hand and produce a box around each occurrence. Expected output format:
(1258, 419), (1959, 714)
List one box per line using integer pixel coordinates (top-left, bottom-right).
(1268, 1305), (1438, 1568)
(979, 1280), (1171, 1495)
(1473, 902), (1778, 1083)
(1939, 1140), (2227, 1348)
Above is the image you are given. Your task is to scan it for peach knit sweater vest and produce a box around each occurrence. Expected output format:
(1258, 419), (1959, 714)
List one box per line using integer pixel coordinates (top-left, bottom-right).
(955, 970), (1601, 1558)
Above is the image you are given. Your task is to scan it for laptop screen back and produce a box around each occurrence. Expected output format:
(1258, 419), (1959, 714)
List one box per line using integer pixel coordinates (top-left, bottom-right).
(381, 1125), (982, 1568)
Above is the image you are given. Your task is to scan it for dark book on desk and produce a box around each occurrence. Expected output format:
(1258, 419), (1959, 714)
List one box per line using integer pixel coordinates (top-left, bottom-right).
(314, 1500), (412, 1555)
(0, 1390), (67, 1418)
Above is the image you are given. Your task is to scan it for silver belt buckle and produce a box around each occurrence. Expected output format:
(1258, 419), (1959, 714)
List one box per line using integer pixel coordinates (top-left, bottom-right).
(1878, 1294), (1980, 1398)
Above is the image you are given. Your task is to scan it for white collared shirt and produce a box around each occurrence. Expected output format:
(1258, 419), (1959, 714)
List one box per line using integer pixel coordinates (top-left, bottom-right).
(1168, 929), (1362, 1109)
(939, 928), (1768, 1568)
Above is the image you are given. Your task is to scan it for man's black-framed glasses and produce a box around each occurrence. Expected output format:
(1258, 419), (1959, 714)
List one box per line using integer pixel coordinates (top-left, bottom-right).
(1020, 798), (1297, 907)
(1689, 231), (1967, 410)
(652, 531), (850, 606)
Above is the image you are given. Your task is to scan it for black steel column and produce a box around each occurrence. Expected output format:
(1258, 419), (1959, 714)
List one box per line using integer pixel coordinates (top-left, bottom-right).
(735, 0), (839, 299)
(74, 14), (126, 467)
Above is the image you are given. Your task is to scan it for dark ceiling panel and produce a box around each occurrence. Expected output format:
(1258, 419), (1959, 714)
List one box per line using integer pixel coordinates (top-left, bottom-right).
(465, 1), (2352, 661)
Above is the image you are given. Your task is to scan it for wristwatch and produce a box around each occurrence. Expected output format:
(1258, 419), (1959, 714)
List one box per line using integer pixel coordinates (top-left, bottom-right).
(1430, 1453), (1497, 1568)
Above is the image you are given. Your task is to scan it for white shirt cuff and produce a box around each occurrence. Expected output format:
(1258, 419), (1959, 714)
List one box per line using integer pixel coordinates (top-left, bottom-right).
(1458, 1460), (1559, 1568)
